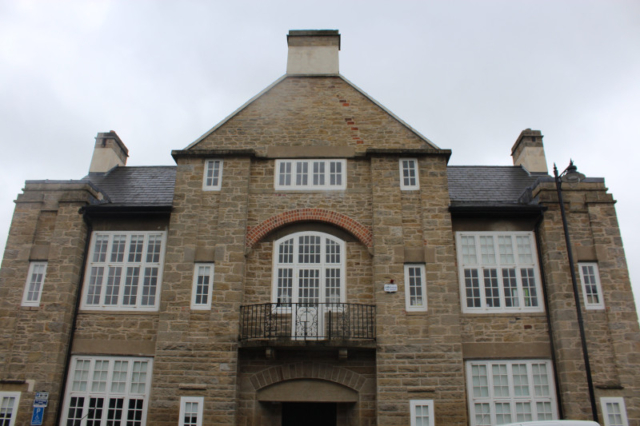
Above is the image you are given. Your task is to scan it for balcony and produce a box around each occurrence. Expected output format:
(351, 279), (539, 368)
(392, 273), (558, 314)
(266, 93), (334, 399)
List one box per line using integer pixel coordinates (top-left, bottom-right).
(239, 302), (376, 348)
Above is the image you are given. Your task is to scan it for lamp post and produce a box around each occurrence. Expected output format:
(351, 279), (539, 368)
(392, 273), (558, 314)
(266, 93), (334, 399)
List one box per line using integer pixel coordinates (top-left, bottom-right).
(553, 160), (598, 422)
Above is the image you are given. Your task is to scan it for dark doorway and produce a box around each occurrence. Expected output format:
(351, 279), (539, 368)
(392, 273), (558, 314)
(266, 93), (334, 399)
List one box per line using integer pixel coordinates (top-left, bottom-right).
(282, 402), (337, 426)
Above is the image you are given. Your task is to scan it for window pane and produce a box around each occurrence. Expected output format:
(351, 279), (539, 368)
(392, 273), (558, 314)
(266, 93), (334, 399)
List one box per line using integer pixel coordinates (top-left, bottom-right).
(277, 268), (293, 305)
(141, 268), (158, 306)
(279, 162), (292, 186)
(26, 263), (47, 302)
(465, 269), (481, 308)
(325, 268), (341, 304)
(0, 396), (16, 425)
(296, 162), (308, 186)
(87, 267), (104, 305)
(312, 161), (325, 186)
(128, 235), (144, 262)
(483, 269), (500, 307)
(110, 235), (127, 262)
(492, 364), (510, 397)
(461, 236), (477, 264)
(146, 235), (162, 263)
(516, 235), (533, 263)
(298, 235), (321, 263)
(480, 236), (495, 264)
(279, 238), (294, 264)
(105, 267), (122, 305)
(93, 235), (109, 262)
(330, 161), (342, 186)
(91, 360), (109, 392)
(471, 365), (488, 397)
(408, 266), (424, 307)
(502, 268), (519, 307)
(298, 269), (320, 304)
(326, 239), (340, 264)
(123, 267), (140, 306)
(521, 268), (538, 307)
(498, 236), (514, 264)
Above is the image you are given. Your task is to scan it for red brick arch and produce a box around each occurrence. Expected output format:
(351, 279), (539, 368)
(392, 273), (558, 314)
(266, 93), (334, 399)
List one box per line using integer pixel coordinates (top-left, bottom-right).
(246, 208), (372, 249)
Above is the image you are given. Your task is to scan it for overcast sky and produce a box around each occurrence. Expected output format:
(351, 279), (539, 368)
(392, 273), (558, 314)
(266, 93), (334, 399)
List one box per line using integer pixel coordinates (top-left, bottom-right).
(1, 0), (639, 317)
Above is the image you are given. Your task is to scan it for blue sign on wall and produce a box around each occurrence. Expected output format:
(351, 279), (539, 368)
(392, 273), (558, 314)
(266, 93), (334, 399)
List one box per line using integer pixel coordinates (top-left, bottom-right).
(31, 406), (44, 426)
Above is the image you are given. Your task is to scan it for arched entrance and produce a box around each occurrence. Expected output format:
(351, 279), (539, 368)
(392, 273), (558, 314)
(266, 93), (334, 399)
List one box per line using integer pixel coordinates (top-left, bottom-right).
(257, 379), (358, 426)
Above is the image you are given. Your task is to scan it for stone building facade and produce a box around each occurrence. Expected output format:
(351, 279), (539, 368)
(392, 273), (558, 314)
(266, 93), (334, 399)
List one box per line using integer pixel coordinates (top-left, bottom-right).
(0, 30), (638, 426)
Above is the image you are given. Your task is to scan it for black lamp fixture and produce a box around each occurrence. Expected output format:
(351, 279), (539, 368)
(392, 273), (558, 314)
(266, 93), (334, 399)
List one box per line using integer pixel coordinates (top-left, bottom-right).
(553, 160), (598, 422)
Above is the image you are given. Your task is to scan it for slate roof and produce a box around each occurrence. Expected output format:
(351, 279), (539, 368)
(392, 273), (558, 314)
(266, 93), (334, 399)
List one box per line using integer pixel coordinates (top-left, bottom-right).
(80, 164), (546, 209)
(84, 166), (176, 207)
(447, 166), (546, 206)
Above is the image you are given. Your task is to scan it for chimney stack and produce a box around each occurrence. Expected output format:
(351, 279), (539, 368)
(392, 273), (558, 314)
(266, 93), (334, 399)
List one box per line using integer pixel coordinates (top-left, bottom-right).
(511, 129), (548, 174)
(89, 131), (128, 174)
(286, 30), (340, 75)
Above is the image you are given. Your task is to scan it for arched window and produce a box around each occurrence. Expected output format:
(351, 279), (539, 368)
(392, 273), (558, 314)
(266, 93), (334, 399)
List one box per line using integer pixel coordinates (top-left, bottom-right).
(272, 232), (346, 306)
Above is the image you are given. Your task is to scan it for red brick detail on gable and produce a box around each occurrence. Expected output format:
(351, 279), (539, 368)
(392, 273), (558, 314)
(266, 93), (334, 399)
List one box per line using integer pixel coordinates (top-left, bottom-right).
(246, 209), (373, 248)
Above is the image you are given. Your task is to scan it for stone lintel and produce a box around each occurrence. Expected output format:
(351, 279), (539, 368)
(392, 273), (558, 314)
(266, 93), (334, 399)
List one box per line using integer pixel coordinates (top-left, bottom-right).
(257, 379), (357, 402)
(266, 146), (355, 158)
(194, 247), (216, 262)
(462, 342), (551, 359)
(29, 245), (50, 261)
(72, 339), (156, 356)
(178, 384), (207, 390)
(404, 247), (435, 264)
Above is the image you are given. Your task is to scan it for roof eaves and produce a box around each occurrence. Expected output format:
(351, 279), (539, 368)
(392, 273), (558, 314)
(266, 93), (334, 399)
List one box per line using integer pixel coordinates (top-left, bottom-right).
(337, 75), (440, 150)
(184, 75), (288, 150)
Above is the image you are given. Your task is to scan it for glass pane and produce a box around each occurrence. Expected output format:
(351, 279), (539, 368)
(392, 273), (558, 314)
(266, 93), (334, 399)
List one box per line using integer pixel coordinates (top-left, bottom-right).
(492, 364), (510, 397)
(408, 267), (424, 307)
(521, 268), (538, 307)
(296, 162), (308, 186)
(298, 269), (320, 304)
(128, 235), (144, 262)
(93, 235), (109, 262)
(146, 235), (162, 263)
(111, 361), (129, 393)
(277, 268), (293, 305)
(461, 235), (477, 264)
(91, 360), (109, 392)
(516, 235), (533, 263)
(502, 268), (519, 307)
(298, 235), (321, 264)
(279, 238), (294, 264)
(123, 267), (140, 305)
(484, 269), (500, 307)
(465, 269), (481, 308)
(105, 267), (122, 305)
(325, 268), (341, 304)
(110, 235), (127, 262)
(471, 364), (489, 397)
(141, 268), (158, 306)
(480, 236), (495, 264)
(498, 235), (514, 264)
(87, 267), (104, 305)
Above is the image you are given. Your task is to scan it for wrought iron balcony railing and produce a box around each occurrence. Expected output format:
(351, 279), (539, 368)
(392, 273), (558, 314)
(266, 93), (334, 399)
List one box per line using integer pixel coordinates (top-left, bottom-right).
(239, 302), (376, 342)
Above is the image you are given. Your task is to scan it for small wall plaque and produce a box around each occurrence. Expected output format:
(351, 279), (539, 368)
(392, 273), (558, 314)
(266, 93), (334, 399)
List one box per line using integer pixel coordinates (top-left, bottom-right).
(384, 284), (398, 293)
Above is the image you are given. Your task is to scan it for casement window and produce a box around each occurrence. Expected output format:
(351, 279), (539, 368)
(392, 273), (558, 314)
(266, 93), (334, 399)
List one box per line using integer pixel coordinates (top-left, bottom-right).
(456, 231), (543, 313)
(274, 159), (346, 190)
(0, 392), (21, 426)
(601, 397), (629, 426)
(400, 158), (419, 190)
(191, 264), (214, 310)
(62, 356), (152, 426)
(405, 264), (427, 312)
(81, 231), (166, 311)
(179, 397), (204, 426)
(203, 160), (223, 191)
(21, 261), (47, 307)
(410, 399), (434, 426)
(272, 232), (345, 306)
(466, 360), (557, 425)
(578, 262), (605, 310)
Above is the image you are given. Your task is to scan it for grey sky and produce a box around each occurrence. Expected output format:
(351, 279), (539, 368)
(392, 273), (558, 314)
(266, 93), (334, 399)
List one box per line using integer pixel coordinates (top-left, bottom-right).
(1, 0), (639, 317)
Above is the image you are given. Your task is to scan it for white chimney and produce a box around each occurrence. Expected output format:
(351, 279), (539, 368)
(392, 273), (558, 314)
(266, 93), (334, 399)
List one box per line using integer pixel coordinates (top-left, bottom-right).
(286, 30), (340, 75)
(89, 131), (128, 174)
(511, 129), (548, 174)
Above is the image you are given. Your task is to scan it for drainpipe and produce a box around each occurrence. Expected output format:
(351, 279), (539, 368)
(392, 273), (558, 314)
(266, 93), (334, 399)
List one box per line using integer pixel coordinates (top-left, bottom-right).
(55, 209), (92, 426)
(534, 213), (564, 420)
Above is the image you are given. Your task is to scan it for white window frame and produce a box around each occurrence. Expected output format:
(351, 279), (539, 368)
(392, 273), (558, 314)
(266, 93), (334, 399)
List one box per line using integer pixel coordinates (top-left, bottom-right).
(81, 231), (166, 311)
(466, 360), (558, 426)
(0, 391), (21, 426)
(405, 264), (427, 312)
(456, 231), (543, 313)
(578, 262), (605, 310)
(400, 158), (420, 190)
(410, 399), (434, 426)
(61, 356), (153, 426)
(274, 159), (346, 190)
(191, 264), (214, 310)
(179, 396), (204, 426)
(202, 159), (223, 191)
(272, 231), (346, 307)
(21, 261), (47, 307)
(601, 397), (629, 426)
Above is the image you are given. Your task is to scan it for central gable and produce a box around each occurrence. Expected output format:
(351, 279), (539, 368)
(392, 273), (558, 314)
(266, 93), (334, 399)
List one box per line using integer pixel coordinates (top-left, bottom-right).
(187, 75), (437, 153)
